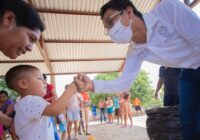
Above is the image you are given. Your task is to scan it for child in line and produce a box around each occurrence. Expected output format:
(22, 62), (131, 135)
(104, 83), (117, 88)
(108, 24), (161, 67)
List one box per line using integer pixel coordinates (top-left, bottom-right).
(119, 93), (125, 125)
(57, 110), (67, 140)
(122, 93), (133, 128)
(105, 97), (113, 124)
(66, 85), (82, 140)
(98, 99), (106, 124)
(92, 104), (97, 121)
(78, 95), (85, 135)
(5, 65), (77, 140)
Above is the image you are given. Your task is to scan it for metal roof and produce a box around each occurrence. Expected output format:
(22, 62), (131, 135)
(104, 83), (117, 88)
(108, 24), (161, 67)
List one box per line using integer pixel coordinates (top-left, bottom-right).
(0, 0), (160, 76)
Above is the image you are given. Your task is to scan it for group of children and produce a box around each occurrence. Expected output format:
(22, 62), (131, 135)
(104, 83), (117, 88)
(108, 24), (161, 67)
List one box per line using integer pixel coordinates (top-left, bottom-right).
(97, 92), (134, 128)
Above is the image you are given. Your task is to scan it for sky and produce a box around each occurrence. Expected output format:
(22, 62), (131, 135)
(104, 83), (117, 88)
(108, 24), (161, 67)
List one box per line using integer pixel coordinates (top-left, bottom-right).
(50, 2), (200, 97)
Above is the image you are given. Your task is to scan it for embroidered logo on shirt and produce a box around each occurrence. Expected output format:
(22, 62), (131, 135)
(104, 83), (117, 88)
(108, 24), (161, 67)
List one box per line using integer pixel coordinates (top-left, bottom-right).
(138, 49), (152, 59)
(158, 26), (176, 43)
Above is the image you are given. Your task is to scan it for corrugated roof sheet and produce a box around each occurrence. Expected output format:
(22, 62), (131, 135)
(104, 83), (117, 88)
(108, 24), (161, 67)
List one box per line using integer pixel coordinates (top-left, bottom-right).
(0, 0), (160, 76)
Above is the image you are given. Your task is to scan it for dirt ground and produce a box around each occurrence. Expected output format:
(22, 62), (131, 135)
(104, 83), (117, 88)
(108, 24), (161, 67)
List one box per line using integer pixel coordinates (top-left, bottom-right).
(6, 115), (148, 140)
(75, 115), (148, 140)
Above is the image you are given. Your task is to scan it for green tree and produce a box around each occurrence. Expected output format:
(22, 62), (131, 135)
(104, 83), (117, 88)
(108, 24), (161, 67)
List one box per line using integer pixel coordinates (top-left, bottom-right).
(90, 70), (162, 108)
(129, 70), (162, 107)
(0, 77), (19, 100)
(89, 72), (118, 106)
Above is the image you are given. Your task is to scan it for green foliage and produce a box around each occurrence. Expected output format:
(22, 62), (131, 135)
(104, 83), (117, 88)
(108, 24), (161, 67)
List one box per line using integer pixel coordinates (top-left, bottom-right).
(91, 70), (163, 108)
(89, 72), (119, 106)
(129, 70), (162, 107)
(95, 72), (118, 81)
(0, 77), (19, 100)
(90, 72), (118, 105)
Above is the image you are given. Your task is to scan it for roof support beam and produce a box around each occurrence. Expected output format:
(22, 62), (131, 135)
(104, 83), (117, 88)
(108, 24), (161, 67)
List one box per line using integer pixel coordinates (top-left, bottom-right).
(118, 61), (125, 72)
(37, 36), (54, 74)
(37, 9), (99, 16)
(0, 58), (125, 63)
(27, 0), (54, 75)
(184, 0), (200, 7)
(46, 70), (120, 75)
(44, 39), (112, 44)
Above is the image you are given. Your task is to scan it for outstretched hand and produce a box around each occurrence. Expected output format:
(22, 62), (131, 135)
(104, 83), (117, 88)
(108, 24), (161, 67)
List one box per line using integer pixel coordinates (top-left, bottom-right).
(74, 74), (94, 92)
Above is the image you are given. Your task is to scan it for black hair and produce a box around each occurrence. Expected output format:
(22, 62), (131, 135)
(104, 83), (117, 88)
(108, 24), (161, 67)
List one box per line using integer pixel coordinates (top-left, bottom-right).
(105, 97), (108, 101)
(43, 74), (47, 81)
(5, 65), (39, 89)
(65, 85), (69, 89)
(124, 94), (129, 99)
(0, 90), (8, 97)
(100, 0), (143, 20)
(0, 0), (45, 31)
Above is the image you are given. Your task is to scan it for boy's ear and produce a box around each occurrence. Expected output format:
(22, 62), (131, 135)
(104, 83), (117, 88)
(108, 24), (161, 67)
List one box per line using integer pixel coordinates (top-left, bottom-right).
(17, 79), (29, 89)
(2, 11), (16, 29)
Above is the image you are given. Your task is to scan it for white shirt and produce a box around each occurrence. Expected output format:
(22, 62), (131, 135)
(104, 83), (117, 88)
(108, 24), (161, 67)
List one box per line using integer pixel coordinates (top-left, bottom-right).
(14, 95), (54, 140)
(106, 100), (113, 108)
(94, 0), (200, 93)
(67, 93), (82, 111)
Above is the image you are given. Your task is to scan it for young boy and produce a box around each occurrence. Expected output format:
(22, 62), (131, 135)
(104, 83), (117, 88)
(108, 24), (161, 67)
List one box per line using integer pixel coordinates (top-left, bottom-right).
(66, 85), (82, 140)
(5, 65), (77, 140)
(122, 93), (133, 128)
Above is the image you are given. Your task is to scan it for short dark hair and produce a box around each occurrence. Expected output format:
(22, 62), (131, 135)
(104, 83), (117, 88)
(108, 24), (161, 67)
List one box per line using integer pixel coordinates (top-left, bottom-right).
(5, 65), (39, 90)
(0, 90), (8, 97)
(0, 0), (45, 31)
(65, 85), (68, 89)
(43, 74), (47, 81)
(100, 0), (143, 20)
(124, 94), (129, 99)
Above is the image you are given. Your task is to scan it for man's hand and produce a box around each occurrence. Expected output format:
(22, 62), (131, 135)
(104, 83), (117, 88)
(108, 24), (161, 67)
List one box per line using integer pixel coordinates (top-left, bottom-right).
(74, 74), (94, 92)
(154, 92), (160, 99)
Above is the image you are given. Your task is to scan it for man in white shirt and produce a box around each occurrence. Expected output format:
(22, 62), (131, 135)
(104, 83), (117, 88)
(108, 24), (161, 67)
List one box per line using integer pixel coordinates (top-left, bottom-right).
(74, 0), (200, 139)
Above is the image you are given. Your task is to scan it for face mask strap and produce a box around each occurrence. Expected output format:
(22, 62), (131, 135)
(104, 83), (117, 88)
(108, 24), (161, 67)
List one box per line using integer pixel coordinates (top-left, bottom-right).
(117, 9), (132, 28)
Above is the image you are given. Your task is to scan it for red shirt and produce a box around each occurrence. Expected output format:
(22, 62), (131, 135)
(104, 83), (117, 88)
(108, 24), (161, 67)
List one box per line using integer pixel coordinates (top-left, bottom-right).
(43, 84), (54, 103)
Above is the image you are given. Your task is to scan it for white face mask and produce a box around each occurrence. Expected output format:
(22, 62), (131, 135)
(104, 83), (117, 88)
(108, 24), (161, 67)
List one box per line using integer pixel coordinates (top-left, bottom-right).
(108, 18), (132, 44)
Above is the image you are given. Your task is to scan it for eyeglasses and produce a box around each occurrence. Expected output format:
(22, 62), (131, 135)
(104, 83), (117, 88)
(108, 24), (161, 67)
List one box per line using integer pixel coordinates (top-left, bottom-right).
(104, 10), (124, 35)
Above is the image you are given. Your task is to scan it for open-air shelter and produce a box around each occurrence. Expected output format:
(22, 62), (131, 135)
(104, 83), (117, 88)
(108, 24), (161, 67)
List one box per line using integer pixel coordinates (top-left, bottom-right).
(0, 0), (199, 86)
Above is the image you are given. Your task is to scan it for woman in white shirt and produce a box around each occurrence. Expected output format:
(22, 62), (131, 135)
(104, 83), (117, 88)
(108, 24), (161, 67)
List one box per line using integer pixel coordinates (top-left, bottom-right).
(74, 0), (200, 139)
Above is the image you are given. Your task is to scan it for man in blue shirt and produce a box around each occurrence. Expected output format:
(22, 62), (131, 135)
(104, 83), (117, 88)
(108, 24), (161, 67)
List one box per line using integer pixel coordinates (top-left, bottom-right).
(155, 66), (180, 106)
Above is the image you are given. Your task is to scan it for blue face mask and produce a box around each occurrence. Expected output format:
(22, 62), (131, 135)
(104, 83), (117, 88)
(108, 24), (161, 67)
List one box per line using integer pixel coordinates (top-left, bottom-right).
(108, 17), (133, 44)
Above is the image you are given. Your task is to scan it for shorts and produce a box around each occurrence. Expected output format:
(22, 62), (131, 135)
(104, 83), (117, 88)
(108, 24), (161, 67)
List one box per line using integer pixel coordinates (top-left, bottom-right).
(115, 108), (120, 116)
(93, 111), (97, 116)
(135, 106), (141, 111)
(80, 111), (83, 119)
(59, 121), (67, 132)
(67, 109), (80, 121)
(107, 107), (113, 114)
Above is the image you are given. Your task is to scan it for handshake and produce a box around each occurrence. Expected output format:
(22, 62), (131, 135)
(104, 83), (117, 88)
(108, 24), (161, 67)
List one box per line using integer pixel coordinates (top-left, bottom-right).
(73, 74), (94, 92)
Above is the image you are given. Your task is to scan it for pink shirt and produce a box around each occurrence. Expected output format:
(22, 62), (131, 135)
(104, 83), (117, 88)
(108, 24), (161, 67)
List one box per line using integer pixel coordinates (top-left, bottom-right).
(98, 102), (105, 108)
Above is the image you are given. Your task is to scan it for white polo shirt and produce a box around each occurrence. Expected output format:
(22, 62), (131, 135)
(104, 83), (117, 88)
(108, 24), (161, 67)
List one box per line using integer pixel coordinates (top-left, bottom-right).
(94, 0), (200, 93)
(14, 95), (54, 140)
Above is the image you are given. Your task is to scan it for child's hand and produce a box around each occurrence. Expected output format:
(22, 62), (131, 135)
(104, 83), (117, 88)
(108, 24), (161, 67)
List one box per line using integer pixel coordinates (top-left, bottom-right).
(74, 74), (94, 92)
(66, 82), (78, 94)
